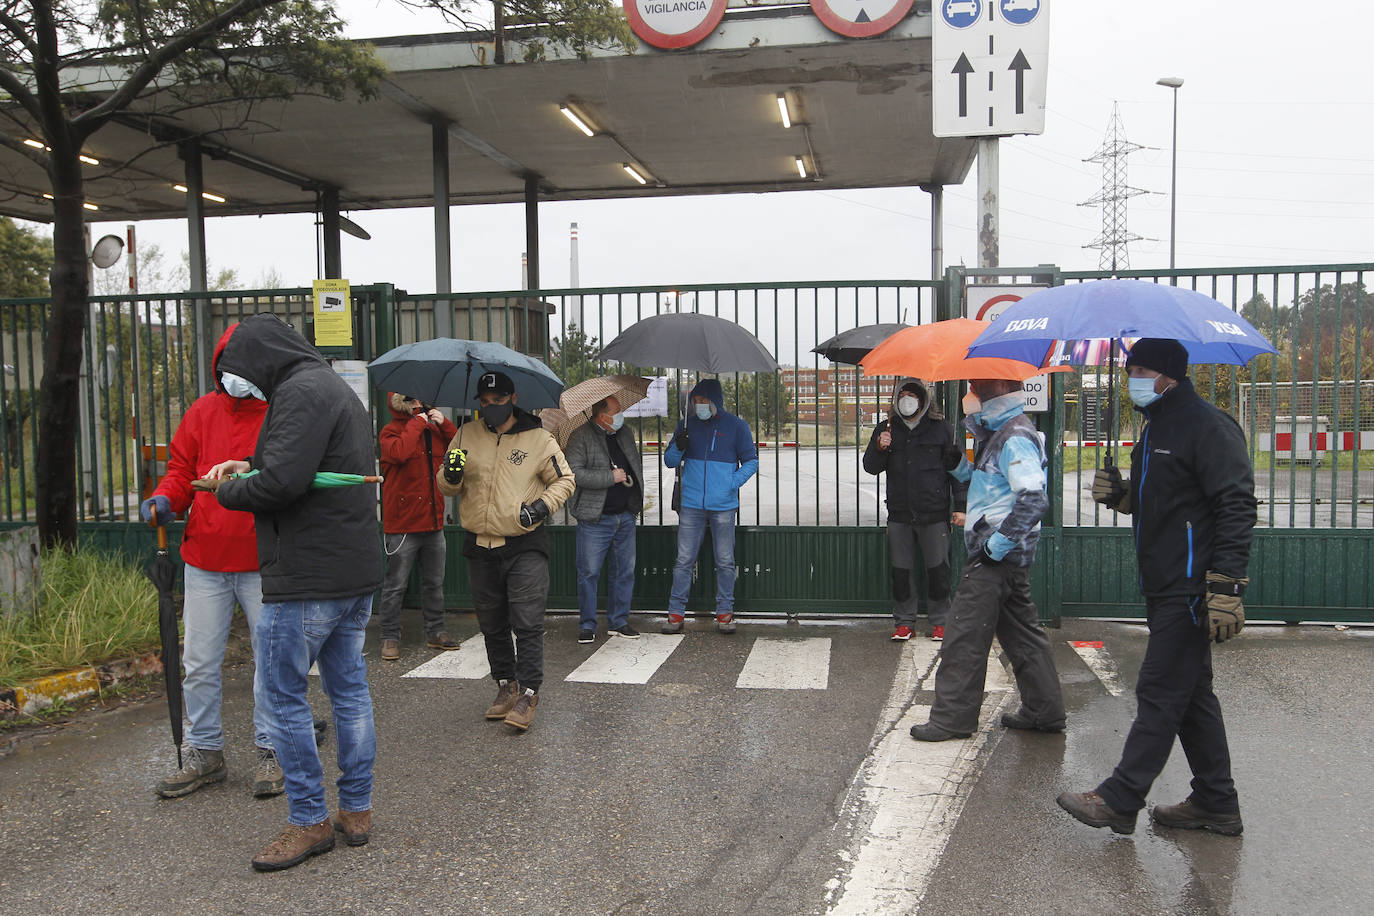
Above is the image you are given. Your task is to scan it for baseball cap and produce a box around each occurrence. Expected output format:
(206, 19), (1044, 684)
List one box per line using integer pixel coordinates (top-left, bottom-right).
(476, 370), (515, 396)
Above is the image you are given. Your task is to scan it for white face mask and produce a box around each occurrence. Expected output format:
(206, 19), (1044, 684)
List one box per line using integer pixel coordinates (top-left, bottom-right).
(897, 395), (921, 417)
(609, 412), (625, 431)
(221, 372), (265, 401)
(1129, 375), (1165, 408)
(695, 403), (713, 421)
(961, 391), (982, 415)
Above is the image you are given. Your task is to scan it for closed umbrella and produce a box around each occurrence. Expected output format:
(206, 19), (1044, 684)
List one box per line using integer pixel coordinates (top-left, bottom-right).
(367, 338), (564, 410)
(143, 521), (183, 768)
(813, 323), (909, 366)
(541, 374), (652, 448)
(599, 313), (779, 373)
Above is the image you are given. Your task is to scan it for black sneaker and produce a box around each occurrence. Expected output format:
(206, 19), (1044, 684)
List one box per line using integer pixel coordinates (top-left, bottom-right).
(610, 624), (641, 639)
(577, 628), (595, 644)
(1001, 710), (1066, 733)
(909, 721), (972, 742)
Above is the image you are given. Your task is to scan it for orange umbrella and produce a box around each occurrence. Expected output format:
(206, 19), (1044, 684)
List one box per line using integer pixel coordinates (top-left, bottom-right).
(860, 318), (1068, 382)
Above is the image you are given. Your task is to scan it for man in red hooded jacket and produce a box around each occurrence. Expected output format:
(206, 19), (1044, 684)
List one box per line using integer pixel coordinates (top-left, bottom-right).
(141, 324), (281, 800)
(377, 393), (460, 660)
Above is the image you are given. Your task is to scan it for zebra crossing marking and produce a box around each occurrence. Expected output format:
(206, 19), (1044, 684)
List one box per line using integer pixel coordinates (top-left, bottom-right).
(566, 634), (683, 684)
(736, 637), (831, 690)
(1068, 640), (1126, 696)
(401, 639), (492, 680)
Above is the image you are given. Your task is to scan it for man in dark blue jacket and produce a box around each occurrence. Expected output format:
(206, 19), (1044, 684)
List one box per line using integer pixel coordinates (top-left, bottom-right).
(1059, 338), (1254, 837)
(661, 378), (758, 634)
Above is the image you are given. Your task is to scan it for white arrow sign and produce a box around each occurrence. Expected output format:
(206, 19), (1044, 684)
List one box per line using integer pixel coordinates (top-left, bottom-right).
(932, 0), (1051, 138)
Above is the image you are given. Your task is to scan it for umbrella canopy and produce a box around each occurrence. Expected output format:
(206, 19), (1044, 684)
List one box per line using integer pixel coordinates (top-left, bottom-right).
(861, 318), (1071, 382)
(367, 338), (565, 410)
(143, 523), (183, 768)
(599, 313), (779, 373)
(965, 279), (1278, 367)
(813, 322), (909, 366)
(540, 374), (652, 448)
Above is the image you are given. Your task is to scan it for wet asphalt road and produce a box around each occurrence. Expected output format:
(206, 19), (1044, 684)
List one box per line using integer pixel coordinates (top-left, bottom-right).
(1, 615), (1370, 915)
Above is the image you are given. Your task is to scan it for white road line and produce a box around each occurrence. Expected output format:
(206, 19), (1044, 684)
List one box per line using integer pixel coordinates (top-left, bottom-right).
(736, 637), (831, 690)
(565, 634), (683, 684)
(824, 641), (1014, 916)
(308, 662), (319, 677)
(1068, 640), (1126, 697)
(401, 640), (492, 680)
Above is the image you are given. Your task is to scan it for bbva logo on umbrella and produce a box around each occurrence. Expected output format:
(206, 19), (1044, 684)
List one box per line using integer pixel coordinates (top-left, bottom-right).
(1002, 317), (1050, 333)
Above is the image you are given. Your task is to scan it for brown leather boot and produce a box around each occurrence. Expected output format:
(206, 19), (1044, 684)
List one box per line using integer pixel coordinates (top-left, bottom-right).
(484, 679), (521, 720)
(503, 688), (539, 731)
(251, 820), (335, 872)
(333, 809), (373, 846)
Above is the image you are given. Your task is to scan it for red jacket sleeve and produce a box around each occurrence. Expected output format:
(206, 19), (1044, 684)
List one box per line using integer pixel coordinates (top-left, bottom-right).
(154, 399), (205, 514)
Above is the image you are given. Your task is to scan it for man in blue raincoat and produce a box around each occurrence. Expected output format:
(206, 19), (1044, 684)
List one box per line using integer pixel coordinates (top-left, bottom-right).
(661, 378), (758, 635)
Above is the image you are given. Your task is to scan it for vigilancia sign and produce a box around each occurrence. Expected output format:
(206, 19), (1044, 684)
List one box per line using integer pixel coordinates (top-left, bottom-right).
(623, 0), (915, 49)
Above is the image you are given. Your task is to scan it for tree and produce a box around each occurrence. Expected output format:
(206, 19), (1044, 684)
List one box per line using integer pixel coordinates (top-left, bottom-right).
(2, 1), (385, 548)
(406, 1), (634, 62)
(0, 218), (53, 300)
(547, 321), (609, 389)
(722, 372), (793, 438)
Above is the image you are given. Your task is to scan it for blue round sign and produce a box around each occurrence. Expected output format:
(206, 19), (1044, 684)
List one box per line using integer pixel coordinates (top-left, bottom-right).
(941, 0), (982, 30)
(999, 0), (1041, 26)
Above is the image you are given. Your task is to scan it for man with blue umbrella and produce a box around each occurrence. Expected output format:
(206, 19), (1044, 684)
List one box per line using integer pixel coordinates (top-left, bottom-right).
(1059, 339), (1254, 837)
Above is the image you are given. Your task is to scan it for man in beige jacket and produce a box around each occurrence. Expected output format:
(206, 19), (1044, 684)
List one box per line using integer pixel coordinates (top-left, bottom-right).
(437, 371), (575, 731)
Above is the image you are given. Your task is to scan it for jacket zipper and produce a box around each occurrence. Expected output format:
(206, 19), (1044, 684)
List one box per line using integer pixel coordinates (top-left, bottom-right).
(1185, 520), (1194, 578)
(423, 427), (438, 529)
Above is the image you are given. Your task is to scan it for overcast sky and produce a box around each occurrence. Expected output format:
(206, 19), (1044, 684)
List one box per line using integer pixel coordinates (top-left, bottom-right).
(87, 0), (1374, 298)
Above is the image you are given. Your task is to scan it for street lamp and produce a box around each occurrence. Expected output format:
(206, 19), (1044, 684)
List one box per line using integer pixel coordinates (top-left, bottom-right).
(1156, 77), (1184, 270)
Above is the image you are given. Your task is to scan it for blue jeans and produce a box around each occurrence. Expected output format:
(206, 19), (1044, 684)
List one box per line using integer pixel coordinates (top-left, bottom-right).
(576, 512), (637, 630)
(669, 507), (737, 614)
(181, 564), (270, 750)
(254, 594), (376, 826)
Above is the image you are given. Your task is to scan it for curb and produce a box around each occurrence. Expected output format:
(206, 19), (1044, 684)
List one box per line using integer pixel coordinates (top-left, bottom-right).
(1, 651), (163, 718)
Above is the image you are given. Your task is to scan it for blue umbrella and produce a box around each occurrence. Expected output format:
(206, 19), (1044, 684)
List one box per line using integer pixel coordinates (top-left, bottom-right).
(965, 279), (1277, 367)
(366, 338), (564, 410)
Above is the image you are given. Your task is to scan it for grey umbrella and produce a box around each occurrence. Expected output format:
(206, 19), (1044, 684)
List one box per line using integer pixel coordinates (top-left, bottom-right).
(366, 338), (564, 410)
(598, 313), (779, 373)
(813, 322), (909, 366)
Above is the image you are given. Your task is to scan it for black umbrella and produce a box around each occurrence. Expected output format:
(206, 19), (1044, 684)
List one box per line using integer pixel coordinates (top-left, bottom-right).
(599, 313), (779, 373)
(143, 521), (183, 768)
(813, 322), (909, 366)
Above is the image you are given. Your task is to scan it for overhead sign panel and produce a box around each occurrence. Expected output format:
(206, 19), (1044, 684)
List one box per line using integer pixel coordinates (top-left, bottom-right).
(624, 0), (728, 49)
(810, 0), (915, 39)
(932, 0), (1050, 138)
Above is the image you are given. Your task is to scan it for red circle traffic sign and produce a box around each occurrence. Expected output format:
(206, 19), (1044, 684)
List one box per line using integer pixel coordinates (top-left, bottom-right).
(810, 0), (915, 40)
(623, 0), (728, 50)
(974, 293), (1023, 321)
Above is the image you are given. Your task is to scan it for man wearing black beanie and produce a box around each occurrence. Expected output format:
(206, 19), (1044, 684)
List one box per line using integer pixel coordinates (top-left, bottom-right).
(1059, 338), (1256, 837)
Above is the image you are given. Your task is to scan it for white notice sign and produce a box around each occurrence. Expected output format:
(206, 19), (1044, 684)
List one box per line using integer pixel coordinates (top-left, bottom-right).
(932, 0), (1051, 138)
(965, 285), (1050, 412)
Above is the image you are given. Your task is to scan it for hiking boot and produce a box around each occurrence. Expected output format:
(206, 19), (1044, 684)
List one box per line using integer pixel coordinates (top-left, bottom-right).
(1057, 791), (1137, 835)
(610, 624), (641, 639)
(380, 638), (400, 661)
(155, 747), (227, 798)
(716, 613), (736, 635)
(313, 717), (328, 747)
(930, 625), (945, 641)
(484, 679), (521, 720)
(1150, 798), (1244, 836)
(578, 628), (595, 644)
(909, 721), (972, 742)
(891, 625), (914, 642)
(661, 614), (685, 634)
(252, 746), (286, 798)
(1001, 710), (1066, 733)
(426, 632), (461, 650)
(333, 809), (373, 846)
(504, 688), (539, 731)
(251, 820), (335, 872)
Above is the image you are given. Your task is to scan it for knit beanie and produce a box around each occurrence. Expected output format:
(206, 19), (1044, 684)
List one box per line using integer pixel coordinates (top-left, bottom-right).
(1125, 338), (1188, 380)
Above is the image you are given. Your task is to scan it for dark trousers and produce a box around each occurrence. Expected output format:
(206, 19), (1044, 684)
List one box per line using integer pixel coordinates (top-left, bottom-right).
(377, 531), (447, 641)
(1097, 596), (1238, 815)
(467, 549), (550, 694)
(930, 560), (1065, 735)
(887, 520), (952, 627)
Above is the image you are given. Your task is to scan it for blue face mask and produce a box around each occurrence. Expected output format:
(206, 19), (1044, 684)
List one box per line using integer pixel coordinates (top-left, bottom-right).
(221, 372), (265, 401)
(1128, 376), (1163, 408)
(609, 412), (625, 431)
(695, 403), (713, 421)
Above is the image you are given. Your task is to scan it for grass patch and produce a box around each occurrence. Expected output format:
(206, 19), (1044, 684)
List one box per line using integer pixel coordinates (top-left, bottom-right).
(0, 547), (164, 689)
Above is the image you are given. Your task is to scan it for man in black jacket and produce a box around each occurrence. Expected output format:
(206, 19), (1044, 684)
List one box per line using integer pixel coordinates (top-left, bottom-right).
(201, 314), (383, 870)
(1059, 338), (1254, 837)
(863, 379), (967, 641)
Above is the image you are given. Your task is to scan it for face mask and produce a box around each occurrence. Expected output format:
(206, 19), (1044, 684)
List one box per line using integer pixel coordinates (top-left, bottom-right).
(897, 395), (920, 417)
(221, 372), (265, 401)
(1129, 376), (1163, 408)
(961, 391), (981, 415)
(609, 412), (625, 431)
(695, 403), (713, 421)
(479, 401), (514, 429)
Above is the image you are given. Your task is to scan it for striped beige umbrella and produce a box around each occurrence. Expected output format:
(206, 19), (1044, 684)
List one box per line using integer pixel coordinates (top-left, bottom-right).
(541, 374), (651, 448)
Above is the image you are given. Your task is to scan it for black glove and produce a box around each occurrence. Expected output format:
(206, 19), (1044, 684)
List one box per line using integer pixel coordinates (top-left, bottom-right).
(672, 426), (690, 452)
(140, 494), (172, 526)
(970, 544), (1002, 568)
(443, 447), (467, 485)
(1205, 571), (1248, 643)
(1091, 466), (1131, 513)
(519, 499), (550, 528)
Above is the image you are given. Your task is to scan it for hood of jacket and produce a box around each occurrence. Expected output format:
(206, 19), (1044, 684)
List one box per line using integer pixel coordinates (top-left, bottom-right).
(388, 392), (420, 421)
(965, 389), (1027, 437)
(214, 314), (324, 399)
(689, 378), (725, 415)
(890, 377), (939, 425)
